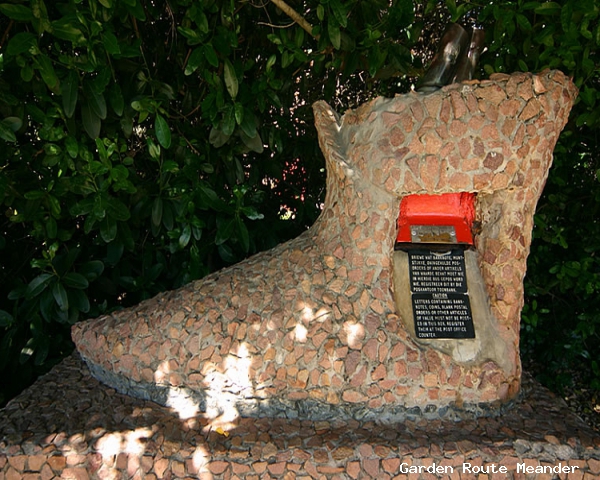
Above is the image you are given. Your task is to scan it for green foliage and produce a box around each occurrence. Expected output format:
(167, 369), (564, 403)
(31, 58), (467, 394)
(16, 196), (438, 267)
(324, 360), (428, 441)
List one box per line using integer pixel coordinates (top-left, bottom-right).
(0, 0), (418, 405)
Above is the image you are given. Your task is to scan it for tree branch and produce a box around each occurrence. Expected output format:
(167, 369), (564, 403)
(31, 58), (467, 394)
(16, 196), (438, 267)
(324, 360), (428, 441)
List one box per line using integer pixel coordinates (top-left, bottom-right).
(1, 20), (14, 50)
(270, 0), (319, 40)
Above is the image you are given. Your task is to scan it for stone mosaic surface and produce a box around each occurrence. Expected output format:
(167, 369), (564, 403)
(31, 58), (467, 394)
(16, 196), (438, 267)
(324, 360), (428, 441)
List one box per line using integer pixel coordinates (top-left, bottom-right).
(1, 354), (599, 479)
(72, 70), (577, 419)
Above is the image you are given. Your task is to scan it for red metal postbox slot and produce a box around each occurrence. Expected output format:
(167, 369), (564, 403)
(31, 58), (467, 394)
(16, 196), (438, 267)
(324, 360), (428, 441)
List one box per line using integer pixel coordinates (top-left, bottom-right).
(396, 192), (476, 245)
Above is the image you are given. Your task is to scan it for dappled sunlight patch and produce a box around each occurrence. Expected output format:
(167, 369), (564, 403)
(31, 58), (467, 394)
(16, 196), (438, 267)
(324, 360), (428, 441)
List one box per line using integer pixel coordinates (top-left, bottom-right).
(166, 388), (201, 420)
(191, 445), (211, 475)
(94, 427), (154, 479)
(301, 305), (314, 322)
(294, 323), (308, 342)
(95, 427), (153, 459)
(343, 320), (366, 349)
(299, 303), (331, 324)
(200, 342), (254, 423)
(154, 360), (170, 384)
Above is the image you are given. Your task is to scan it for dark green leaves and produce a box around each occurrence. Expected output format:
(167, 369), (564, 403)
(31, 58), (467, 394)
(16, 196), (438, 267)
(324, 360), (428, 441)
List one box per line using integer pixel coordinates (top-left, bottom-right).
(240, 130), (264, 153)
(0, 4), (34, 21)
(31, 0), (51, 34)
(329, 0), (348, 28)
(177, 27), (203, 45)
(179, 224), (192, 249)
(109, 84), (124, 116)
(106, 197), (131, 221)
(388, 0), (415, 29)
(26, 274), (53, 299)
(81, 102), (101, 139)
(215, 218), (235, 245)
(102, 32), (121, 55)
(61, 70), (79, 118)
(100, 216), (117, 242)
(560, 2), (573, 33)
(80, 260), (104, 281)
(204, 44), (219, 68)
(534, 2), (561, 15)
(155, 114), (171, 148)
(328, 19), (341, 50)
(224, 59), (238, 99)
(0, 123), (17, 142)
(51, 19), (86, 45)
(209, 126), (231, 148)
(152, 198), (163, 228)
(7, 32), (38, 55)
(79, 79), (108, 138)
(83, 81), (107, 120)
(236, 217), (250, 252)
(0, 117), (20, 142)
(185, 48), (204, 75)
(52, 283), (68, 311)
(516, 14), (532, 33)
(0, 310), (13, 328)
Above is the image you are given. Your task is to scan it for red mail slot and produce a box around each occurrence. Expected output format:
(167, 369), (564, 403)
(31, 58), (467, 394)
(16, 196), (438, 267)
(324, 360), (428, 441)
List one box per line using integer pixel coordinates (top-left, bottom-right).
(396, 192), (476, 245)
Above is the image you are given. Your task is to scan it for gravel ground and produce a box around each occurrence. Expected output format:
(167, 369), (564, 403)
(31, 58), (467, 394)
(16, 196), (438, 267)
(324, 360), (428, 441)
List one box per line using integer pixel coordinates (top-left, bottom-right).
(2, 354), (600, 479)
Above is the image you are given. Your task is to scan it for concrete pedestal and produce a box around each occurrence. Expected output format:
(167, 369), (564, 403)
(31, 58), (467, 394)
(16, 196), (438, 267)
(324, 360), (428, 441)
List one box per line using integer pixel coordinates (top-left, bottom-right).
(1, 353), (599, 479)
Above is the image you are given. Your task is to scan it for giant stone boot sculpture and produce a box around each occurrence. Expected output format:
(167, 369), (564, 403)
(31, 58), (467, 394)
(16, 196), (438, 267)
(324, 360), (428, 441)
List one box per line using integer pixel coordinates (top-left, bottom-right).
(73, 70), (577, 421)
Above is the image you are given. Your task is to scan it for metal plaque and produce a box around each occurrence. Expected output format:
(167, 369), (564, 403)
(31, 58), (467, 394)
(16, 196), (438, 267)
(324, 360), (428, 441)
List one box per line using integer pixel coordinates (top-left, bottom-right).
(407, 249), (475, 339)
(410, 225), (457, 244)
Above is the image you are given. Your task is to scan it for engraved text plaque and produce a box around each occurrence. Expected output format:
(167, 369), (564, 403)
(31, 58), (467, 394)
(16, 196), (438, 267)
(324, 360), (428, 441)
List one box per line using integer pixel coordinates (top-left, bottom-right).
(407, 249), (475, 339)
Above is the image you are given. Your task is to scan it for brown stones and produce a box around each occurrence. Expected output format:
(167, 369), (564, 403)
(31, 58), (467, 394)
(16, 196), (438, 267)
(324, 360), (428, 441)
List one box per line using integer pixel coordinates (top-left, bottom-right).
(389, 127), (405, 146)
(533, 74), (548, 94)
(476, 84), (508, 105)
(520, 98), (542, 122)
(439, 98), (452, 123)
(423, 92), (442, 118)
(449, 119), (468, 137)
(483, 152), (505, 171)
(448, 91), (467, 119)
(473, 137), (485, 157)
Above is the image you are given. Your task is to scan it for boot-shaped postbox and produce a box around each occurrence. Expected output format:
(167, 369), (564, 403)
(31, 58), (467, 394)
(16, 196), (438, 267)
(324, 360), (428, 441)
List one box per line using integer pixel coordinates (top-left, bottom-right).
(393, 192), (511, 371)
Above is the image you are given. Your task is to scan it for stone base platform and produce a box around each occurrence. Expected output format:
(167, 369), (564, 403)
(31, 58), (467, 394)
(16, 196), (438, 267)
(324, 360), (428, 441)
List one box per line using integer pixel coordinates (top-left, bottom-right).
(1, 354), (599, 479)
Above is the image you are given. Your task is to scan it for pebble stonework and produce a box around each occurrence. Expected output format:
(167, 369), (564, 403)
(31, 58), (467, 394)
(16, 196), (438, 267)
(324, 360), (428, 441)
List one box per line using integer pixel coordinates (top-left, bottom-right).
(72, 70), (577, 422)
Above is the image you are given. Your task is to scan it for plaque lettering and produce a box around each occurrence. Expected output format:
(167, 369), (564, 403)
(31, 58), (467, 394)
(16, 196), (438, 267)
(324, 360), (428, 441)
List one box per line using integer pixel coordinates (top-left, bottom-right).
(407, 249), (475, 339)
